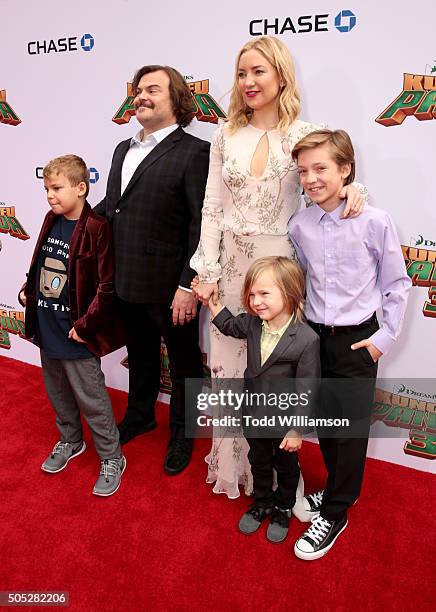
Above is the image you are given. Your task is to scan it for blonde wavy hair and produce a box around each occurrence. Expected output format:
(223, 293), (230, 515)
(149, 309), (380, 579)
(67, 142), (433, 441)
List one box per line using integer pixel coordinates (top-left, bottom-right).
(227, 36), (301, 135)
(241, 256), (305, 322)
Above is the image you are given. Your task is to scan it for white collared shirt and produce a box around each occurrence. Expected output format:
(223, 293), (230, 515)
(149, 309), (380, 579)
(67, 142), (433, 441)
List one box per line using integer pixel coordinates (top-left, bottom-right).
(121, 123), (178, 195)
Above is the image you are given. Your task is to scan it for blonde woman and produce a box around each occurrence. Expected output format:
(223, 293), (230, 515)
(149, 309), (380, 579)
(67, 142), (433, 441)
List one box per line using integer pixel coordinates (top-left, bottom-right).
(191, 36), (366, 511)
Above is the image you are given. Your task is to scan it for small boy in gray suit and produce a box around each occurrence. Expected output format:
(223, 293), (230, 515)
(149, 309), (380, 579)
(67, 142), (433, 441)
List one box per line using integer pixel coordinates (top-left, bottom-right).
(198, 256), (320, 544)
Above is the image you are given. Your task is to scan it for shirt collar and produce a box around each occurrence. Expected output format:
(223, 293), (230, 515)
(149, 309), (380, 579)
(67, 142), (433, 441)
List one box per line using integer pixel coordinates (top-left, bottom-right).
(316, 200), (347, 226)
(262, 316), (293, 336)
(131, 123), (178, 147)
(327, 200), (347, 225)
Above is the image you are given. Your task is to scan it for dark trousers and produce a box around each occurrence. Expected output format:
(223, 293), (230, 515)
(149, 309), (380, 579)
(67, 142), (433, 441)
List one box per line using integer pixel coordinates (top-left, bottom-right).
(121, 301), (204, 439)
(310, 318), (379, 521)
(247, 437), (300, 510)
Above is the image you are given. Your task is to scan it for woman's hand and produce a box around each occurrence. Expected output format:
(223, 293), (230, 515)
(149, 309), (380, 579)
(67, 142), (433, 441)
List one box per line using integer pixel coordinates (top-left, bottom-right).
(192, 281), (219, 306)
(340, 183), (365, 218)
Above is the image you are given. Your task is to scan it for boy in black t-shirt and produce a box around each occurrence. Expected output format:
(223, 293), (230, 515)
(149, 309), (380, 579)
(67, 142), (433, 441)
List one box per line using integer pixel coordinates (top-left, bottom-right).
(19, 155), (126, 496)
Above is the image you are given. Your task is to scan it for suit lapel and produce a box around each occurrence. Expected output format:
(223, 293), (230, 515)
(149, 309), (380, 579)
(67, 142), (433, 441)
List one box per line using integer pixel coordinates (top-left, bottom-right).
(114, 140), (131, 200)
(252, 318), (263, 374)
(120, 126), (184, 201)
(68, 202), (90, 265)
(29, 212), (57, 272)
(259, 323), (297, 374)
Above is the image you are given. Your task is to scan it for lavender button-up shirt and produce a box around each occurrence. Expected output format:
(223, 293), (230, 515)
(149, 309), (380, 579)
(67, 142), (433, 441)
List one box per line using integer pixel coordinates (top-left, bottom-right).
(288, 202), (411, 355)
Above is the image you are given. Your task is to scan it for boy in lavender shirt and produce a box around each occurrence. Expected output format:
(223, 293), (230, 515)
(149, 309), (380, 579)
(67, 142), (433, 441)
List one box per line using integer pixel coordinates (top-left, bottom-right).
(288, 129), (411, 560)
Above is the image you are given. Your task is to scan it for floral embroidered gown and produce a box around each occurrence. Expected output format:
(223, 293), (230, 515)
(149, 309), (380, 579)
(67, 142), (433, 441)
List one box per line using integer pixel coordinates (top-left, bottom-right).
(191, 119), (324, 500)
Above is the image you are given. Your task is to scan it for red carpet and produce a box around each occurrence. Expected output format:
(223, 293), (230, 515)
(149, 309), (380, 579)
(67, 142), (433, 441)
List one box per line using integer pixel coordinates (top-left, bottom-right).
(0, 354), (433, 611)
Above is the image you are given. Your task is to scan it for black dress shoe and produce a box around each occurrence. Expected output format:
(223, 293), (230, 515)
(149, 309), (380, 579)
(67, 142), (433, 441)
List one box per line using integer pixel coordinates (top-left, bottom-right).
(117, 419), (157, 445)
(164, 438), (193, 475)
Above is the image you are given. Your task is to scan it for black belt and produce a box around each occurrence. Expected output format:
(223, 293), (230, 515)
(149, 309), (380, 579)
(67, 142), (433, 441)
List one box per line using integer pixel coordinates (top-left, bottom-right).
(308, 313), (377, 336)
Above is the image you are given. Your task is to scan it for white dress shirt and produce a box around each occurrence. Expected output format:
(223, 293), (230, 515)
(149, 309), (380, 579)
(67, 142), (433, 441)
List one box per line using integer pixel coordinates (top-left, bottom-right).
(121, 123), (178, 195)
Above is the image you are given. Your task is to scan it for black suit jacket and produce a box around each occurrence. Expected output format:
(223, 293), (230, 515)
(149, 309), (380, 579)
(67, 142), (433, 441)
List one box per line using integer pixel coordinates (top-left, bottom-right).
(94, 126), (210, 303)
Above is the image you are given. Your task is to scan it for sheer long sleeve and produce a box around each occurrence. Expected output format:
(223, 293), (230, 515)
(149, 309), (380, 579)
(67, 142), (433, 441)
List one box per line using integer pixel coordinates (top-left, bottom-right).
(190, 126), (225, 282)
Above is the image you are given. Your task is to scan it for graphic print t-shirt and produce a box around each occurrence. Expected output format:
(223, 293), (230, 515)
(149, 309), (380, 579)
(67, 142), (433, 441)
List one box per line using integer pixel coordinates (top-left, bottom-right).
(36, 216), (92, 359)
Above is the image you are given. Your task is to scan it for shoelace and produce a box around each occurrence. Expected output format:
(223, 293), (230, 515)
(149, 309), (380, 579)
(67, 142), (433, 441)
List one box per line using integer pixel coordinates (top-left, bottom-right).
(51, 441), (70, 456)
(307, 490), (323, 509)
(305, 515), (331, 545)
(100, 459), (121, 482)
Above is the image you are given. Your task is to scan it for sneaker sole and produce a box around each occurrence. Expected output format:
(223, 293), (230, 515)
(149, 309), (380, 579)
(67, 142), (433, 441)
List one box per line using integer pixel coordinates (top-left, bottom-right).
(292, 505), (319, 522)
(92, 457), (127, 497)
(293, 500), (357, 522)
(294, 520), (348, 561)
(292, 493), (357, 523)
(41, 441), (86, 473)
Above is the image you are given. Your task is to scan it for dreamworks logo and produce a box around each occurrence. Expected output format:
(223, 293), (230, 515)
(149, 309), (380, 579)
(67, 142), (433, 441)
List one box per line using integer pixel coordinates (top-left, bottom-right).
(392, 383), (436, 402)
(35, 167), (100, 184)
(27, 33), (95, 55)
(249, 9), (356, 36)
(411, 234), (436, 248)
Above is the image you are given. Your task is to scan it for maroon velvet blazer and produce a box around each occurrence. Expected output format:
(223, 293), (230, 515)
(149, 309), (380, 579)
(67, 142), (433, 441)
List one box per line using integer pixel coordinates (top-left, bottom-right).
(21, 202), (126, 357)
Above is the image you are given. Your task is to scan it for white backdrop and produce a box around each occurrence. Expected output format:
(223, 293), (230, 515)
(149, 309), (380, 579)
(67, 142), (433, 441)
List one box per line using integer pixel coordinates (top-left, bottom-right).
(1, 0), (435, 472)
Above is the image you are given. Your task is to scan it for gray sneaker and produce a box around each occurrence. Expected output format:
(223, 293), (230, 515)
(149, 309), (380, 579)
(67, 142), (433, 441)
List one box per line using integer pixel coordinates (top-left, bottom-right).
(93, 456), (126, 497)
(266, 507), (291, 543)
(238, 504), (272, 534)
(41, 440), (86, 473)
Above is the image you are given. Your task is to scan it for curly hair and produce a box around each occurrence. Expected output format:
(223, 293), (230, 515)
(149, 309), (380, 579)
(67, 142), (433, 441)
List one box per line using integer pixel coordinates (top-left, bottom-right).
(132, 65), (195, 127)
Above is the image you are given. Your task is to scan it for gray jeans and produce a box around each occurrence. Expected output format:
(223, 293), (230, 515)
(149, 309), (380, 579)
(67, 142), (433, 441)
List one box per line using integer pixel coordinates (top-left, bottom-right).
(40, 350), (121, 460)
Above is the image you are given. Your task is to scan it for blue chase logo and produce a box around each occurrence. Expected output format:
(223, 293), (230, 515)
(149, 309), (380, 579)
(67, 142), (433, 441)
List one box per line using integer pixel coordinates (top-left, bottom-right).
(80, 34), (95, 52)
(334, 10), (357, 32)
(88, 167), (99, 184)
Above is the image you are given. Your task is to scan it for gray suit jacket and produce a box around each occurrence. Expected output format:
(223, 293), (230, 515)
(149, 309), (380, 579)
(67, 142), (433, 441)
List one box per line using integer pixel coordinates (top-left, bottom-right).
(212, 307), (320, 380)
(212, 308), (321, 435)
